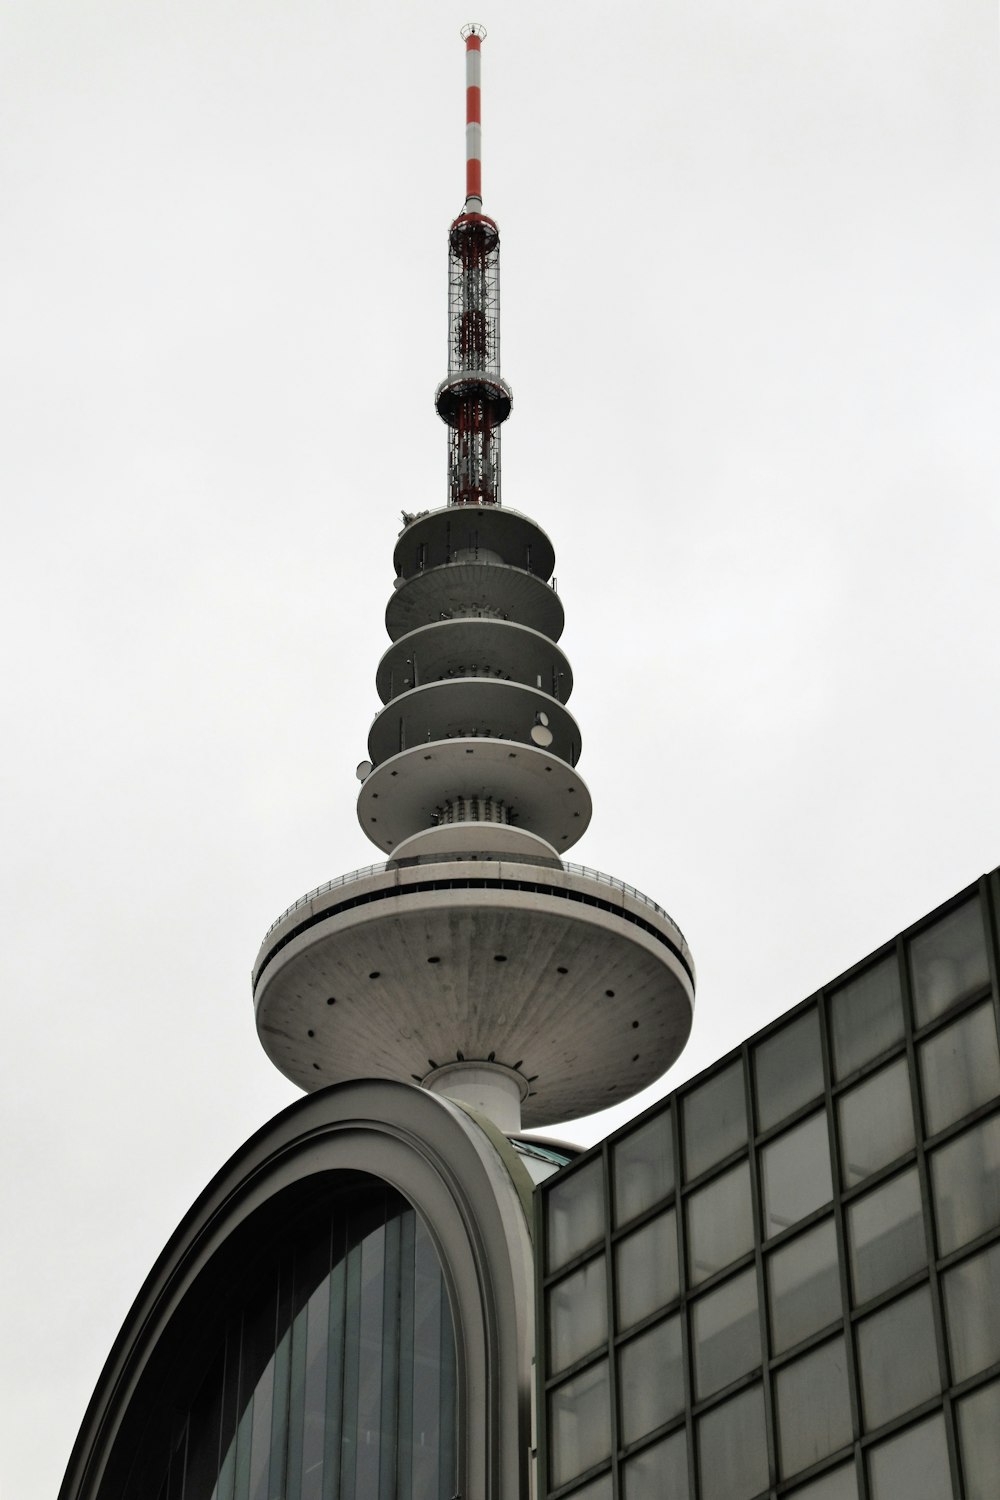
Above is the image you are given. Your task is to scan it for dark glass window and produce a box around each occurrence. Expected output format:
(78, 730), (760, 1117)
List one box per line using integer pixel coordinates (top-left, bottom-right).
(867, 1413), (953, 1500)
(548, 1256), (608, 1374)
(754, 1007), (823, 1131)
(691, 1267), (760, 1401)
(930, 1112), (1000, 1255)
(697, 1383), (768, 1500)
(132, 1178), (458, 1500)
(686, 1160), (753, 1286)
(564, 1474), (613, 1500)
(838, 1057), (915, 1188)
(847, 1167), (926, 1305)
(919, 1001), (1000, 1137)
(829, 956), (904, 1082)
(957, 1377), (1000, 1500)
(548, 1360), (612, 1490)
(613, 1109), (674, 1226)
(615, 1209), (678, 1330)
(768, 1216), (841, 1353)
(909, 897), (990, 1027)
(775, 1335), (852, 1478)
(787, 1464), (859, 1498)
(760, 1111), (833, 1238)
(618, 1315), (684, 1445)
(943, 1240), (1000, 1383)
(857, 1286), (940, 1430)
(623, 1430), (688, 1499)
(683, 1061), (747, 1180)
(547, 1157), (606, 1272)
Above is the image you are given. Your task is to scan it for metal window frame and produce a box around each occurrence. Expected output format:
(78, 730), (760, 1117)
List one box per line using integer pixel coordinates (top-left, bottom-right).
(536, 870), (1000, 1500)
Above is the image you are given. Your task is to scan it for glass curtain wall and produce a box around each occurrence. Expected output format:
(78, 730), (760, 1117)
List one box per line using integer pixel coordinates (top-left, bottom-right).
(538, 876), (1000, 1500)
(135, 1179), (457, 1500)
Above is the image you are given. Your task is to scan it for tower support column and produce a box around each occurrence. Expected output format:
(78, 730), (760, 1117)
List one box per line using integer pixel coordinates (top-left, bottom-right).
(423, 1060), (528, 1133)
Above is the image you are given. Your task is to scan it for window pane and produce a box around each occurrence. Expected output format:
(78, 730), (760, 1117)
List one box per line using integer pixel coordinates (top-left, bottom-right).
(548, 1256), (608, 1375)
(686, 1160), (753, 1286)
(867, 1413), (953, 1500)
(910, 897), (990, 1027)
(615, 1210), (678, 1331)
(614, 1109), (674, 1226)
(857, 1286), (940, 1430)
(547, 1158), (605, 1271)
(830, 956), (904, 1082)
(787, 1464), (859, 1499)
(565, 1474), (613, 1500)
(165, 1186), (456, 1500)
(768, 1217), (841, 1354)
(754, 1008), (824, 1131)
(761, 1112), (833, 1238)
(692, 1267), (761, 1400)
(930, 1112), (1000, 1255)
(920, 1002), (1000, 1137)
(847, 1167), (926, 1305)
(944, 1241), (1000, 1382)
(775, 1336), (852, 1478)
(957, 1378), (1000, 1500)
(697, 1384), (768, 1500)
(623, 1430), (688, 1500)
(838, 1058), (915, 1188)
(548, 1360), (611, 1490)
(619, 1316), (684, 1445)
(683, 1061), (747, 1181)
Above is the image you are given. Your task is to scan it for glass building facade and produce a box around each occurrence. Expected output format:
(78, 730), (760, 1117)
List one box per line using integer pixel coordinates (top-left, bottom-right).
(125, 1176), (457, 1500)
(537, 873), (1000, 1500)
(62, 874), (1000, 1500)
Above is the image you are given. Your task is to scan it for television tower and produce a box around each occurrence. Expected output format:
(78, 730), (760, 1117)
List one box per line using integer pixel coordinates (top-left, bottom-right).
(252, 28), (695, 1133)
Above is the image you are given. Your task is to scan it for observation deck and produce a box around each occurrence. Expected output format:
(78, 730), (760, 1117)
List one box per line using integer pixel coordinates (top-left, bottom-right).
(253, 858), (695, 1129)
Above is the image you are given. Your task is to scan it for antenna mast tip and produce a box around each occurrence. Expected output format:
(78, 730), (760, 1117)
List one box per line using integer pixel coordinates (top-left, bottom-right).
(460, 22), (486, 41)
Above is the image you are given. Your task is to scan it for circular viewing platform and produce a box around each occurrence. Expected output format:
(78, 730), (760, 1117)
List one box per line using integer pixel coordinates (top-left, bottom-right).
(385, 562), (564, 642)
(393, 505), (555, 582)
(357, 738), (592, 854)
(366, 679), (581, 769)
(252, 858), (695, 1128)
(376, 618), (573, 705)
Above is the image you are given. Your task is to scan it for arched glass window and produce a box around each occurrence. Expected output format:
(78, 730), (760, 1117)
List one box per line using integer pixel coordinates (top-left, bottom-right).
(131, 1176), (457, 1500)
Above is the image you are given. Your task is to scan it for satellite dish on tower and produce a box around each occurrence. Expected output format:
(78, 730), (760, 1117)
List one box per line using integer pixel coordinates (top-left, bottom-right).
(530, 710), (553, 748)
(356, 760), (373, 782)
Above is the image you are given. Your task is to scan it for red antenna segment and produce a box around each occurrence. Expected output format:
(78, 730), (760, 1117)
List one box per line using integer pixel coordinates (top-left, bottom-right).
(435, 26), (512, 507)
(464, 24), (483, 209)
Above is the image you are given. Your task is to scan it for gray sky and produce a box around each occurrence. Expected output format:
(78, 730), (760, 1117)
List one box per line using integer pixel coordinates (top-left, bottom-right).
(2, 4), (999, 1497)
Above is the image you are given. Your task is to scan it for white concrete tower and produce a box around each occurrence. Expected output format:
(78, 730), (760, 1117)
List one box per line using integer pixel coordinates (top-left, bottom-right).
(252, 28), (695, 1134)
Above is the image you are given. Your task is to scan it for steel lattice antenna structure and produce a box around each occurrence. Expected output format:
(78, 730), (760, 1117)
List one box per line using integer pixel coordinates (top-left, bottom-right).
(434, 24), (512, 508)
(252, 29), (695, 1134)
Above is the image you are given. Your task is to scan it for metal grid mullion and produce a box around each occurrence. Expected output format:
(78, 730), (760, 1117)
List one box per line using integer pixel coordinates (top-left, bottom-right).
(601, 1139), (621, 1500)
(818, 978), (867, 1499)
(534, 1187), (554, 1500)
(670, 1094), (698, 1500)
(987, 871), (1000, 1039)
(744, 1040), (776, 1498)
(901, 914), (955, 1403)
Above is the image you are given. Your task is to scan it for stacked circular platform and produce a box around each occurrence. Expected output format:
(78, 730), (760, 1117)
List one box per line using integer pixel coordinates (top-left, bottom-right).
(254, 502), (695, 1128)
(359, 505), (590, 863)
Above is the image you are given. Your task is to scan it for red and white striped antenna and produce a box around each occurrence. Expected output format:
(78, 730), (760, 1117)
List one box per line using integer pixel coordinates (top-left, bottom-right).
(461, 23), (485, 210)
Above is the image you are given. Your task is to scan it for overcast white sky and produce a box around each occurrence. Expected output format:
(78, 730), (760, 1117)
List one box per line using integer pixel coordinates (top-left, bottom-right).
(2, 3), (999, 1496)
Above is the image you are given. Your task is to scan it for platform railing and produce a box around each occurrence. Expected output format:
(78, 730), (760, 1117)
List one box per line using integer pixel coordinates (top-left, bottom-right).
(259, 858), (686, 948)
